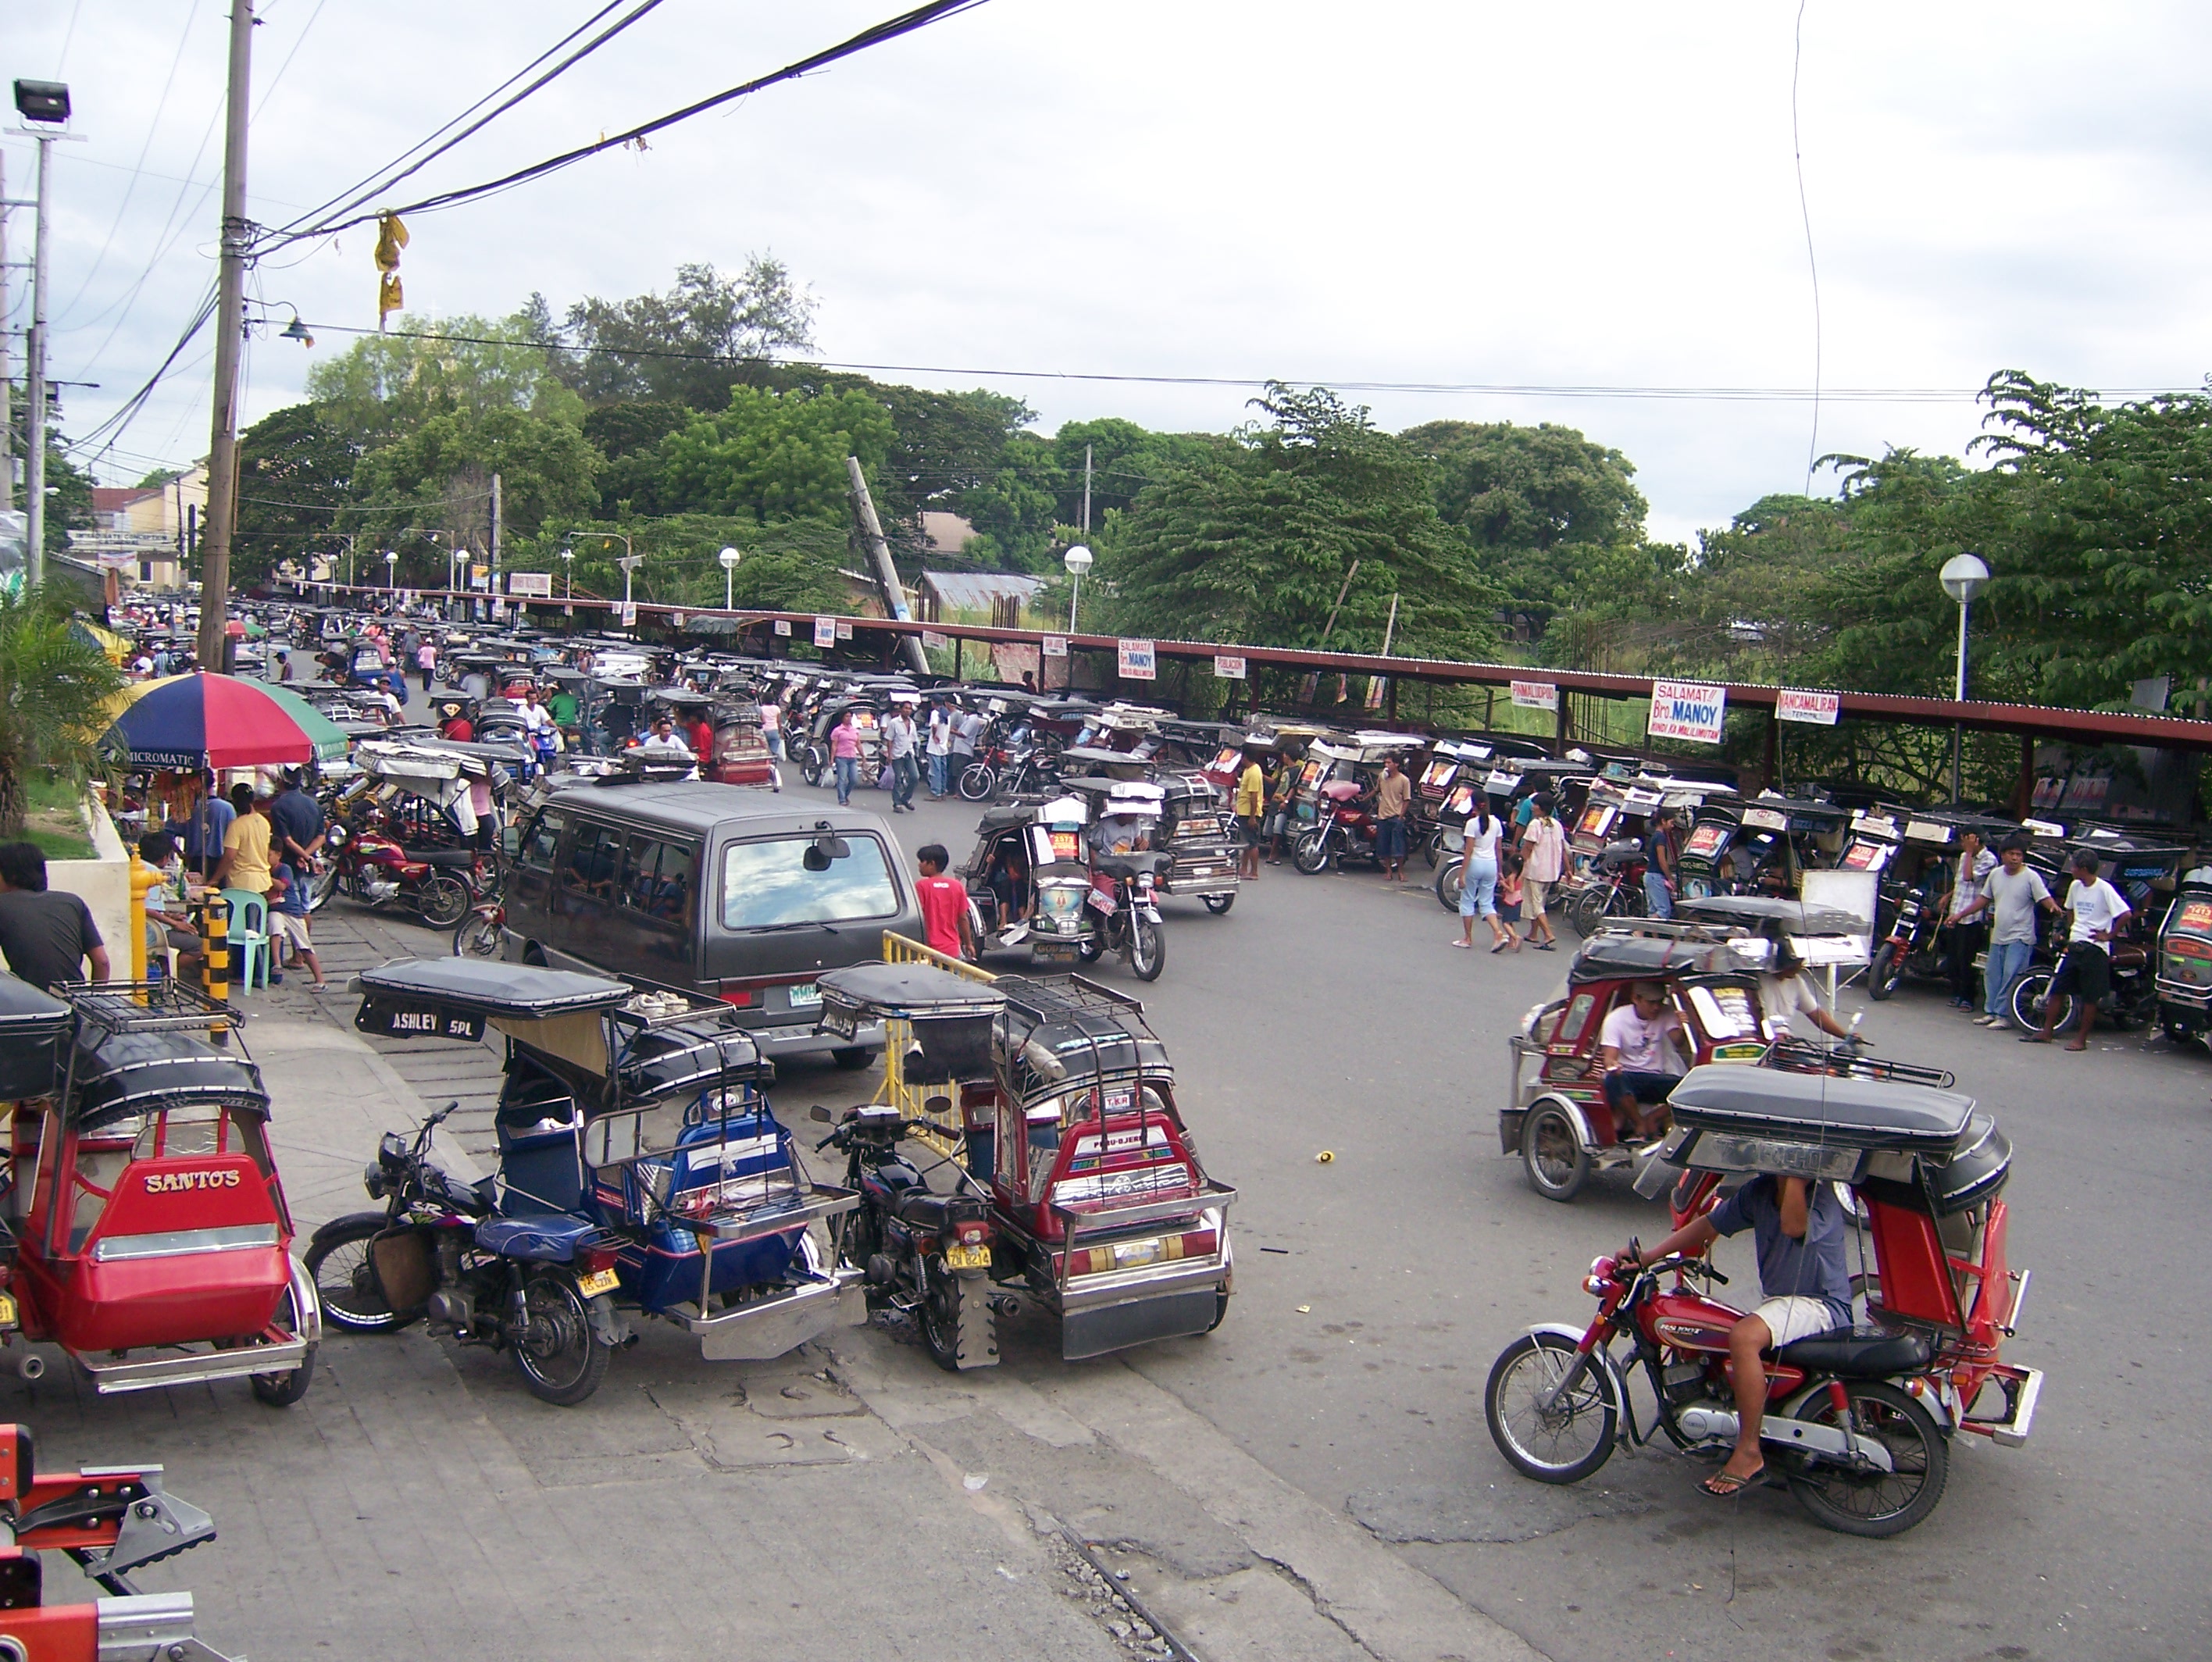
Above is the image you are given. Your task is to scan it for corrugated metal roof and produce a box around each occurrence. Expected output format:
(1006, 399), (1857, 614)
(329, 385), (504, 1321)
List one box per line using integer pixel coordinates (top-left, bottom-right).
(919, 570), (1045, 613)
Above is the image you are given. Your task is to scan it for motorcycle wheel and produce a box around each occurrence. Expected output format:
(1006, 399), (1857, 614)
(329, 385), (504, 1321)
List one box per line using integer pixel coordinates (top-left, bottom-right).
(1784, 1379), (1948, 1538)
(1485, 1332), (1619, 1483)
(919, 1268), (997, 1371)
(1868, 942), (1904, 1001)
(1522, 1104), (1589, 1202)
(250, 1273), (317, 1407)
(2007, 968), (2069, 1035)
(510, 1268), (610, 1407)
(417, 873), (471, 929)
(1076, 936), (1104, 964)
(1203, 893), (1236, 915)
(452, 908), (503, 959)
(958, 763), (996, 801)
(1435, 859), (1465, 913)
(307, 861), (338, 914)
(1292, 833), (1331, 875)
(1422, 829), (1442, 870)
(1567, 886), (1611, 940)
(304, 1215), (416, 1332)
(1129, 916), (1166, 982)
(800, 751), (824, 787)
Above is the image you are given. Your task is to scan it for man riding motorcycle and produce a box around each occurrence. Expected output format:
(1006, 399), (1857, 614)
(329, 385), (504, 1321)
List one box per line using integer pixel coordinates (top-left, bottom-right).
(1622, 1172), (1854, 1498)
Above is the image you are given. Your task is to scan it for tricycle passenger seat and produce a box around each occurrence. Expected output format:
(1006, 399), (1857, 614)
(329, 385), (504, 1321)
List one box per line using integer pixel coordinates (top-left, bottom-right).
(1774, 1327), (1932, 1378)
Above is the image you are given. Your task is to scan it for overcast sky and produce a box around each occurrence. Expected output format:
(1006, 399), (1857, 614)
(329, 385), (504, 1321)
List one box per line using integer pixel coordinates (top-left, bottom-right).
(9, 0), (2210, 544)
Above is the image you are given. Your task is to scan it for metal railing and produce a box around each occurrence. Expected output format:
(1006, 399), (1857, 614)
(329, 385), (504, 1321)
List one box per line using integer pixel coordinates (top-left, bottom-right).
(878, 933), (995, 1158)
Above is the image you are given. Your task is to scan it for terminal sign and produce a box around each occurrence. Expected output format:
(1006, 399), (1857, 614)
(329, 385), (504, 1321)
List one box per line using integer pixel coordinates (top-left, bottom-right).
(1777, 687), (1841, 726)
(1647, 679), (1728, 744)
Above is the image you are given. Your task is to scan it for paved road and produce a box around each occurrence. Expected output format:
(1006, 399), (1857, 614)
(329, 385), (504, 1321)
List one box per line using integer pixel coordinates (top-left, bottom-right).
(832, 776), (2208, 1661)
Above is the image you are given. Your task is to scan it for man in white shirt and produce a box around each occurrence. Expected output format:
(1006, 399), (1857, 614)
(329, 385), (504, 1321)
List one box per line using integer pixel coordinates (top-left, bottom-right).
(1941, 829), (2000, 1012)
(2025, 850), (2132, 1050)
(926, 702), (954, 800)
(882, 707), (919, 813)
(1976, 837), (2056, 1027)
(1757, 933), (1855, 1043)
(1597, 983), (1693, 1141)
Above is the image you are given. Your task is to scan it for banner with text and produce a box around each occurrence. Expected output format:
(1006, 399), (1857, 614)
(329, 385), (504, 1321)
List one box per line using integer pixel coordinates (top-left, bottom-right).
(1647, 679), (1728, 744)
(1118, 638), (1158, 680)
(1510, 679), (1558, 712)
(619, 601), (638, 628)
(1776, 687), (1841, 726)
(506, 571), (553, 598)
(773, 619), (791, 636)
(1041, 634), (1069, 658)
(1213, 654), (1247, 680)
(813, 615), (837, 647)
(922, 629), (950, 651)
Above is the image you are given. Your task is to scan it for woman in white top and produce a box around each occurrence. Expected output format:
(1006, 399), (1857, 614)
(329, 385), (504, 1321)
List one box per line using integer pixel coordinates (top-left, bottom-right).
(1454, 801), (1515, 953)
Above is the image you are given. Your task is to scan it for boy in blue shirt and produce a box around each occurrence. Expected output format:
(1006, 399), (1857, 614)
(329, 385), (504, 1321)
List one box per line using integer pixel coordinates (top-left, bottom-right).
(266, 864), (326, 990)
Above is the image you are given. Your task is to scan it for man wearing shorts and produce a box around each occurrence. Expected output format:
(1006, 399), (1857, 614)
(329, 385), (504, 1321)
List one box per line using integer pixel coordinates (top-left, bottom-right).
(1624, 1173), (1853, 1496)
(266, 865), (326, 990)
(1234, 753), (1265, 879)
(2024, 849), (2131, 1050)
(1370, 757), (1413, 882)
(1597, 982), (1690, 1140)
(1518, 793), (1566, 950)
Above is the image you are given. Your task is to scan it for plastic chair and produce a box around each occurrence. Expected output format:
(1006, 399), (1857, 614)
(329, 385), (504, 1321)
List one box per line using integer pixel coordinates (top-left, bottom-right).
(219, 889), (271, 992)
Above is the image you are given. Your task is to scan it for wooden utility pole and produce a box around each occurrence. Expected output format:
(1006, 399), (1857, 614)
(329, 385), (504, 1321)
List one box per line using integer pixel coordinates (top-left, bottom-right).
(846, 455), (929, 677)
(1319, 561), (1361, 644)
(195, 0), (255, 672)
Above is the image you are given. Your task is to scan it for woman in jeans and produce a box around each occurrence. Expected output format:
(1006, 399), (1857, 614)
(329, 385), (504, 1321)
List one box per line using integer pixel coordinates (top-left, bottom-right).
(1453, 800), (1515, 952)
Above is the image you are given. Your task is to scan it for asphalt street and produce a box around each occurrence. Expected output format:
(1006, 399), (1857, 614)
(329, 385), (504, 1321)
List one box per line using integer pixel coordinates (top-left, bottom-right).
(835, 772), (2210, 1661)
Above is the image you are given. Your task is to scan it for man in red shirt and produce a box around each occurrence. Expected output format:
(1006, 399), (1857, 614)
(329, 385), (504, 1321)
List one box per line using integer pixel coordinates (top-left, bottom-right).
(692, 715), (718, 779)
(914, 844), (975, 961)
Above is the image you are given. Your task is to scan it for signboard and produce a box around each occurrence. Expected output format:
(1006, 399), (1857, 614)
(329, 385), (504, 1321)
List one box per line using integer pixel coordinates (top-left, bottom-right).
(470, 564), (489, 590)
(1213, 654), (1247, 680)
(1510, 679), (1557, 712)
(835, 619), (854, 641)
(1041, 634), (1069, 658)
(922, 629), (950, 651)
(1741, 806), (1789, 833)
(1647, 679), (1728, 744)
(1118, 638), (1158, 681)
(619, 601), (638, 628)
(506, 571), (553, 598)
(773, 619), (792, 637)
(814, 616), (837, 647)
(1777, 687), (1841, 726)
(1682, 822), (1730, 859)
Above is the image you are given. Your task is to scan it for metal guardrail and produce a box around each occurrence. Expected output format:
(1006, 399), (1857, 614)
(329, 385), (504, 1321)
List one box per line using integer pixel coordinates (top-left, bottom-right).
(877, 933), (996, 1159)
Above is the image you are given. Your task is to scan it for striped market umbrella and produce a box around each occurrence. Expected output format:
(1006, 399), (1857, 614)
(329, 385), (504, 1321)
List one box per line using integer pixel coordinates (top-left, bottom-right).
(102, 672), (350, 770)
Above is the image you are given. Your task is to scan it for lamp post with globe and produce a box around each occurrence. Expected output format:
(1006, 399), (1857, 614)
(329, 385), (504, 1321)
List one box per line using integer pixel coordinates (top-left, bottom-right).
(1063, 544), (1094, 634)
(719, 546), (741, 611)
(1939, 552), (1989, 804)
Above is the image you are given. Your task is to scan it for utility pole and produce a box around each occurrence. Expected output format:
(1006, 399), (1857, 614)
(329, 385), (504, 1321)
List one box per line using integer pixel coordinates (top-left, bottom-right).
(845, 455), (929, 677)
(23, 127), (55, 582)
(194, 0), (255, 673)
(1081, 444), (1092, 535)
(489, 470), (501, 608)
(1, 150), (12, 517)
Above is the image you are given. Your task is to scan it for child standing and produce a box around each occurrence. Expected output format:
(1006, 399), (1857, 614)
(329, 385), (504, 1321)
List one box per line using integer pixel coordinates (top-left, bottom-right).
(1497, 854), (1525, 942)
(266, 863), (327, 991)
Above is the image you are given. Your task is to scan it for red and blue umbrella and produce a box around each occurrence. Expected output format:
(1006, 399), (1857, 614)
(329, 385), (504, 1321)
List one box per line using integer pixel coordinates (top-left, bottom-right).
(102, 672), (350, 770)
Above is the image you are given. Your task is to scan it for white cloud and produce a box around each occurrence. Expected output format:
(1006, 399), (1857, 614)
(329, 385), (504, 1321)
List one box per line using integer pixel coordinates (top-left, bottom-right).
(8, 0), (2210, 536)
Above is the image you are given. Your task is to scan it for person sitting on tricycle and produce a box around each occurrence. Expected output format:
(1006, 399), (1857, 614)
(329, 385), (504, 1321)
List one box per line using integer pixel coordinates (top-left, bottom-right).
(1622, 1174), (1854, 1498)
(1598, 982), (1691, 1143)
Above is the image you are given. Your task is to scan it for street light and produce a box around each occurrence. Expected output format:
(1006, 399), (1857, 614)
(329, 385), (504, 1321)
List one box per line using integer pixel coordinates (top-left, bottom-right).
(1063, 544), (1093, 634)
(560, 546), (575, 603)
(1939, 551), (1990, 804)
(383, 549), (398, 593)
(719, 546), (741, 611)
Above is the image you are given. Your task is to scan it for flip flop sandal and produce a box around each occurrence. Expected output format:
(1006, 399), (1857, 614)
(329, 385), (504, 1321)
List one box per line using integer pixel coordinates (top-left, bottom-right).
(2065, 1040), (2090, 1051)
(1699, 1466), (1764, 1498)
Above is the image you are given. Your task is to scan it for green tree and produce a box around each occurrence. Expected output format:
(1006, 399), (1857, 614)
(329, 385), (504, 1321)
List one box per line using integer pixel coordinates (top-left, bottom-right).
(0, 583), (126, 834)
(552, 259), (816, 407)
(657, 385), (893, 522)
(1101, 385), (1502, 660)
(232, 404), (359, 587)
(349, 405), (604, 582)
(306, 309), (580, 448)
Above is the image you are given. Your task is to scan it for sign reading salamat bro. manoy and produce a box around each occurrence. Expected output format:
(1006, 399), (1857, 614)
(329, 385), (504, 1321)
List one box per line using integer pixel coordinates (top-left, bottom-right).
(1647, 679), (1728, 744)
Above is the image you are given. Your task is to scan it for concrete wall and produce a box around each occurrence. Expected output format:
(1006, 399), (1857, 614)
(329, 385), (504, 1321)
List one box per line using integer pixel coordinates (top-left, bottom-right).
(45, 798), (131, 975)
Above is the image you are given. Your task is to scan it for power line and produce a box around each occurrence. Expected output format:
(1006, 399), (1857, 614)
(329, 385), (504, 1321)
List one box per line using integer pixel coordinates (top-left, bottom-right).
(259, 0), (993, 248)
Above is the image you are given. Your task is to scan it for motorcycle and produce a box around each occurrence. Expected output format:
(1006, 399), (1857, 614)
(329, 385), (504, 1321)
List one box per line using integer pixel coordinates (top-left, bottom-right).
(1486, 1063), (2039, 1539)
(810, 1104), (1001, 1371)
(316, 811), (486, 929)
(303, 1101), (495, 1334)
(1565, 842), (1651, 937)
(1292, 781), (1381, 874)
(1866, 880), (1946, 1000)
(2004, 925), (2157, 1033)
(1079, 851), (1169, 982)
(962, 744), (1061, 803)
(453, 894), (506, 958)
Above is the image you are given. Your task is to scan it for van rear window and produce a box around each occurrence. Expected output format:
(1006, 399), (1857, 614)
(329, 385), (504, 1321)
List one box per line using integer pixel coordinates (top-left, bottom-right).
(721, 835), (900, 930)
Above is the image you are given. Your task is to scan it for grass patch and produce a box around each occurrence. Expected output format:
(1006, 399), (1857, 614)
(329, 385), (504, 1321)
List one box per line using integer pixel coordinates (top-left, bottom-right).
(19, 778), (97, 863)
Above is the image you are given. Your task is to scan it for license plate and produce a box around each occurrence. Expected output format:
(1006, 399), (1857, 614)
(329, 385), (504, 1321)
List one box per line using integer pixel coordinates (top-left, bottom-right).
(942, 1243), (991, 1270)
(786, 983), (822, 1008)
(372, 1002), (485, 1043)
(1033, 942), (1078, 961)
(1112, 1239), (1163, 1268)
(575, 1268), (620, 1299)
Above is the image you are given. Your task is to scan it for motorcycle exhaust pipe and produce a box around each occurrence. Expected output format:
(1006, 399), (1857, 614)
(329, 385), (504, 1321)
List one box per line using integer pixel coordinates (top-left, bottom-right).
(16, 1353), (44, 1382)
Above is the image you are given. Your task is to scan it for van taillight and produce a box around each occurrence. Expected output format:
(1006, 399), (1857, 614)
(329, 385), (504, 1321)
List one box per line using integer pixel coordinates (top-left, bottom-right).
(719, 987), (757, 1008)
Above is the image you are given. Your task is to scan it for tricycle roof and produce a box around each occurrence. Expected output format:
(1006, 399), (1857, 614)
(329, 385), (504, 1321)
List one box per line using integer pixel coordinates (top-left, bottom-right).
(355, 958), (633, 1018)
(1665, 1063), (1977, 1153)
(816, 961), (1006, 1019)
(994, 975), (1170, 1093)
(0, 970), (73, 1041)
(1675, 896), (1866, 938)
(1568, 930), (1765, 983)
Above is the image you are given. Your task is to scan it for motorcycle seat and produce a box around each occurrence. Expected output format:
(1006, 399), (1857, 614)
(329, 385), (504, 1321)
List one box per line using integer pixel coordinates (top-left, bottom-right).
(1097, 852), (1173, 879)
(1773, 1325), (1932, 1378)
(895, 1190), (951, 1228)
(414, 848), (480, 868)
(476, 1214), (595, 1263)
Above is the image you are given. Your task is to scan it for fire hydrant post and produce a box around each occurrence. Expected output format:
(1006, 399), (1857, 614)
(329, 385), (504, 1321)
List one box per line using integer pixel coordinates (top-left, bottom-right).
(127, 854), (160, 1004)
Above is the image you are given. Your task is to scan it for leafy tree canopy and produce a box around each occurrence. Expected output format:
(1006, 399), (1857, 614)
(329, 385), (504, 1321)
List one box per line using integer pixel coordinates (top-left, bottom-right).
(305, 309), (581, 448)
(233, 403), (360, 587)
(349, 405), (604, 581)
(548, 259), (816, 407)
(657, 385), (893, 523)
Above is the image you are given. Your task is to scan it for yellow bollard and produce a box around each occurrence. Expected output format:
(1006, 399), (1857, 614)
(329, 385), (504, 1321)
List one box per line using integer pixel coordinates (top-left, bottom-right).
(127, 853), (159, 1004)
(201, 897), (230, 1043)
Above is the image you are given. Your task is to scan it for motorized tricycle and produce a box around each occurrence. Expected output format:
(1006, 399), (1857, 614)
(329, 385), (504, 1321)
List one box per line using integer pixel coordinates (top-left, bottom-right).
(1836, 807), (2020, 998)
(1058, 754), (1242, 915)
(0, 974), (318, 1402)
(315, 958), (860, 1406)
(815, 964), (1236, 1361)
(1486, 1065), (2040, 1537)
(316, 772), (494, 927)
(964, 787), (1171, 980)
(2154, 865), (2212, 1046)
(1675, 794), (1848, 901)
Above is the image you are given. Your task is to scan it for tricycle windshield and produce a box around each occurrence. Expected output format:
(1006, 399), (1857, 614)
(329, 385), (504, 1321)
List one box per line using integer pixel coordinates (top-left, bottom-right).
(719, 833), (900, 929)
